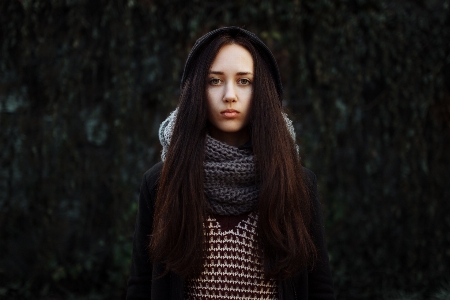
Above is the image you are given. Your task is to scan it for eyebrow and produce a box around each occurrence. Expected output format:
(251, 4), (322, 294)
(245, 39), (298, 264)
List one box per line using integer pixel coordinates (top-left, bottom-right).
(209, 71), (253, 75)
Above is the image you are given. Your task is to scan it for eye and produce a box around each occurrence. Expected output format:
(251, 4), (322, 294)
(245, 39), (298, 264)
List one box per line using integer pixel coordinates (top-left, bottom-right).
(238, 78), (251, 85)
(209, 78), (222, 85)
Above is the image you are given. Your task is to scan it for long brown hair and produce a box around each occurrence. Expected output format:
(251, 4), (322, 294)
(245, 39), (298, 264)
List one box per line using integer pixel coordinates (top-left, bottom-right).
(150, 31), (317, 279)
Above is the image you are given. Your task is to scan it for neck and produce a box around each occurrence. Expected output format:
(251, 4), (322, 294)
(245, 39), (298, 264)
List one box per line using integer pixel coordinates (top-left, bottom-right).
(208, 127), (250, 147)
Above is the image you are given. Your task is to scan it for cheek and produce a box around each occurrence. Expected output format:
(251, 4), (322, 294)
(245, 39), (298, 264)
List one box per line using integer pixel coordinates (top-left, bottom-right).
(206, 93), (214, 106)
(239, 88), (252, 102)
(206, 93), (217, 120)
(207, 86), (221, 99)
(206, 90), (213, 108)
(242, 90), (253, 109)
(244, 101), (252, 121)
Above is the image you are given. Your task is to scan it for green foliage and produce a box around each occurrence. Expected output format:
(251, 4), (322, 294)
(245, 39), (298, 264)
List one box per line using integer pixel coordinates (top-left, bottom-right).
(1, 0), (449, 299)
(432, 281), (450, 300)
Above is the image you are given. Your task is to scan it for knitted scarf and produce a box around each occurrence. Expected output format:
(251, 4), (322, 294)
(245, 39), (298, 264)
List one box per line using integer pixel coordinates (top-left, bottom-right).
(159, 108), (298, 216)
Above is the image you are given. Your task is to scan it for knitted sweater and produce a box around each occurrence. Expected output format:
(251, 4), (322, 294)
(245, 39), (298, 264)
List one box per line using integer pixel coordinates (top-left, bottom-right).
(184, 213), (277, 299)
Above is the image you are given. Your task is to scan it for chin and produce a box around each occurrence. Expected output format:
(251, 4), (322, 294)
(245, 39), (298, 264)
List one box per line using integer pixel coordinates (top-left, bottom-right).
(218, 126), (246, 134)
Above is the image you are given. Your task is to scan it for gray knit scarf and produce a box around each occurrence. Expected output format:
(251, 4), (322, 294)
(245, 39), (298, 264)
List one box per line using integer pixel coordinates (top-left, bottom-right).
(159, 108), (298, 216)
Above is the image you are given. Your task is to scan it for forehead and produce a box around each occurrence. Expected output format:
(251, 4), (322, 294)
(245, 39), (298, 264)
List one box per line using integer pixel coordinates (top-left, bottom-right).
(210, 44), (254, 71)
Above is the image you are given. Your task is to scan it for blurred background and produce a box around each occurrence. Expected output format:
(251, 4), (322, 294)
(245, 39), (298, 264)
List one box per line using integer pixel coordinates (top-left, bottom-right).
(1, 0), (449, 299)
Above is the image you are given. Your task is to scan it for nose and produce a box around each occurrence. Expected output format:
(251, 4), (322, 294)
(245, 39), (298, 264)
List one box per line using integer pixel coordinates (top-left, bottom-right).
(222, 82), (237, 103)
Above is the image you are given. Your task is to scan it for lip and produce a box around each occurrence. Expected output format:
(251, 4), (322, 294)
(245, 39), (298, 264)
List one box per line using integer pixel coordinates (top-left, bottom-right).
(221, 109), (240, 118)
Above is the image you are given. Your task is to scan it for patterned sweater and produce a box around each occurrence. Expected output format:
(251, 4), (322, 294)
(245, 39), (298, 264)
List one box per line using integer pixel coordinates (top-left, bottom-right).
(184, 212), (278, 300)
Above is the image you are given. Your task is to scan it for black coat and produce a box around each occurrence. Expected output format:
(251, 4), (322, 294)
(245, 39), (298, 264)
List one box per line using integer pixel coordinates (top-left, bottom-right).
(126, 162), (336, 300)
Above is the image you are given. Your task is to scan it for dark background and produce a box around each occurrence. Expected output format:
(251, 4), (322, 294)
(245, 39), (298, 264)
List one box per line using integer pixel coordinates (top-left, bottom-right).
(1, 0), (450, 299)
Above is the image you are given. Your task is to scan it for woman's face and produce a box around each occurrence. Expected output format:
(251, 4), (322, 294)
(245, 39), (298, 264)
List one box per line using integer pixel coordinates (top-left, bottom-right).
(206, 43), (254, 147)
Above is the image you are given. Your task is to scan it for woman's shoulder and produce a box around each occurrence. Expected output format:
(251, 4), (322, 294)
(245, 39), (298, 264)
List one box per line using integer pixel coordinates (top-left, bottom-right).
(142, 161), (164, 190)
(302, 166), (317, 187)
(301, 167), (320, 208)
(302, 166), (316, 180)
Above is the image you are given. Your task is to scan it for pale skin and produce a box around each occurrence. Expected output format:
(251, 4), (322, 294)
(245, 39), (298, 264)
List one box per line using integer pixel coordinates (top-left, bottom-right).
(206, 44), (254, 147)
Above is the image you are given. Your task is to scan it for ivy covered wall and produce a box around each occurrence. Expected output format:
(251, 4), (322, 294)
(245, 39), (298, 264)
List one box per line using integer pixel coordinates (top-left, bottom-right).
(1, 0), (449, 299)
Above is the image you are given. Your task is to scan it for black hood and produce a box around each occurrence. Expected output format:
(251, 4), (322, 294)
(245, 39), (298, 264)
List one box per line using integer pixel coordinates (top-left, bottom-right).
(180, 26), (283, 101)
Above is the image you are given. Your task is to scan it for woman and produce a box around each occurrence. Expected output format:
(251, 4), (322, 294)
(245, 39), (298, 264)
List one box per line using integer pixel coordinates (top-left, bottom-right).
(127, 26), (335, 300)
